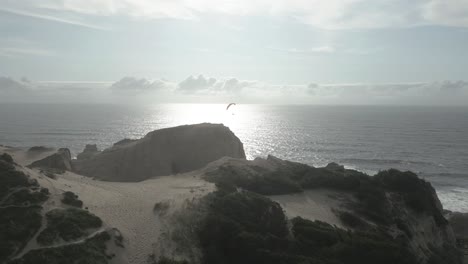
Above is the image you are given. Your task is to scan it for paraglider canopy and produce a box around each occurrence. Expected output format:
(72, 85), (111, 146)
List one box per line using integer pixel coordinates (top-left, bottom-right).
(226, 103), (236, 110)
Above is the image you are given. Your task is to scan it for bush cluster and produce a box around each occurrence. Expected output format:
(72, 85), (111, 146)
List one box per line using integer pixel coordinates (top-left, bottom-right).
(0, 206), (43, 262)
(196, 188), (418, 264)
(37, 208), (102, 245)
(205, 161), (447, 226)
(61, 191), (83, 208)
(10, 231), (111, 264)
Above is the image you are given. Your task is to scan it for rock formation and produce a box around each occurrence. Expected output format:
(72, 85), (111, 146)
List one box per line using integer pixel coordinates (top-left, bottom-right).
(76, 144), (100, 160)
(27, 146), (53, 152)
(73, 123), (246, 181)
(29, 148), (73, 171)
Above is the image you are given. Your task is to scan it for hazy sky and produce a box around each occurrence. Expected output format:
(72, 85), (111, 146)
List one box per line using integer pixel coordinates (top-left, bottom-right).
(1, 0), (468, 104)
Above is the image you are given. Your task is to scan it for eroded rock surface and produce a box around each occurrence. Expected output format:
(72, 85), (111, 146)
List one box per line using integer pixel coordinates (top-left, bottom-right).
(73, 123), (246, 181)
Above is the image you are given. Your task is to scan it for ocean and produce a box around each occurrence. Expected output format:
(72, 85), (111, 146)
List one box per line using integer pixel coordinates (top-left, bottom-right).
(0, 103), (467, 212)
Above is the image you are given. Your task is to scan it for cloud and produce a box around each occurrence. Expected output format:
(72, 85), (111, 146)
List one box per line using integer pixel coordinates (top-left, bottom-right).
(2, 76), (467, 105)
(222, 78), (252, 93)
(423, 0), (468, 27)
(0, 77), (30, 92)
(177, 75), (217, 93)
(3, 0), (468, 29)
(0, 76), (111, 103)
(0, 47), (56, 57)
(305, 81), (468, 105)
(110, 77), (173, 93)
(177, 75), (254, 94)
(0, 7), (108, 30)
(268, 46), (335, 54)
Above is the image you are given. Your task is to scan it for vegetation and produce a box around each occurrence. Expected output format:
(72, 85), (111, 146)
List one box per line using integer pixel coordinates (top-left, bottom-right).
(10, 231), (112, 264)
(1, 153), (14, 163)
(374, 169), (447, 226)
(290, 217), (416, 264)
(196, 187), (418, 264)
(0, 158), (49, 263)
(337, 210), (369, 229)
(36, 208), (102, 245)
(2, 188), (49, 206)
(204, 164), (302, 195)
(0, 159), (36, 200)
(61, 191), (83, 208)
(205, 160), (447, 226)
(149, 256), (189, 264)
(0, 206), (43, 262)
(197, 190), (289, 264)
(427, 243), (464, 264)
(153, 201), (170, 215)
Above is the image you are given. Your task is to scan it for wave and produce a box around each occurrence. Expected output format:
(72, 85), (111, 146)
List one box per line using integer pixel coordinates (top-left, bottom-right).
(24, 132), (96, 136)
(339, 158), (434, 167)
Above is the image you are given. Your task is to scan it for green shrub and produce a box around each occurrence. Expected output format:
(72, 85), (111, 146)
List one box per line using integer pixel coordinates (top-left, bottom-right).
(2, 189), (49, 207)
(290, 217), (417, 264)
(0, 153), (14, 163)
(37, 208), (102, 245)
(337, 211), (368, 229)
(0, 206), (42, 262)
(0, 160), (34, 200)
(61, 191), (83, 208)
(151, 256), (189, 264)
(375, 169), (448, 226)
(196, 189), (419, 264)
(197, 191), (289, 264)
(11, 231), (111, 264)
(205, 165), (302, 195)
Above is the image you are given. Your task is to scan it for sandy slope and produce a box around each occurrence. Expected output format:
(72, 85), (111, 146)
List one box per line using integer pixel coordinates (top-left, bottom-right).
(1, 146), (349, 263)
(269, 189), (351, 228)
(1, 146), (214, 264)
(0, 146), (57, 167)
(34, 170), (214, 264)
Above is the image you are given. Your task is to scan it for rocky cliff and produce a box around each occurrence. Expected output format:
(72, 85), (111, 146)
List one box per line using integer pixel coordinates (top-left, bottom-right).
(28, 148), (73, 171)
(73, 123), (246, 181)
(76, 144), (100, 160)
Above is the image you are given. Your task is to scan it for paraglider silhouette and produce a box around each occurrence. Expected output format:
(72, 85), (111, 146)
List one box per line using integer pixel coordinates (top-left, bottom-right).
(226, 103), (236, 110)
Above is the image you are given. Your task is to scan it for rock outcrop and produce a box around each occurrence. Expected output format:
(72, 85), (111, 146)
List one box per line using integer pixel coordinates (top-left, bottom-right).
(76, 144), (100, 160)
(29, 148), (73, 171)
(73, 123), (246, 181)
(27, 146), (54, 152)
(447, 212), (468, 260)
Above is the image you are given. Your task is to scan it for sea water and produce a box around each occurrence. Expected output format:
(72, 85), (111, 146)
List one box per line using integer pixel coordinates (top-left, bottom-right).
(1, 103), (467, 212)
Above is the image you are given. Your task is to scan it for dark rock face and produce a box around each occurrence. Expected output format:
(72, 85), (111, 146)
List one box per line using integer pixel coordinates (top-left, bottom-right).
(73, 123), (246, 181)
(29, 148), (73, 171)
(447, 212), (468, 259)
(77, 144), (100, 160)
(113, 139), (137, 147)
(28, 146), (53, 152)
(449, 212), (468, 238)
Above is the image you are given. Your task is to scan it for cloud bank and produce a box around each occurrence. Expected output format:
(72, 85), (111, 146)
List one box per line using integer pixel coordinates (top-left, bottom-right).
(2, 0), (468, 29)
(1, 75), (468, 105)
(177, 75), (254, 94)
(110, 77), (173, 93)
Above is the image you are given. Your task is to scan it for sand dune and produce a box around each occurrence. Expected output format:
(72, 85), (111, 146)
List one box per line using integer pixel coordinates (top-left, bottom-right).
(32, 169), (214, 263)
(1, 146), (351, 264)
(269, 189), (352, 228)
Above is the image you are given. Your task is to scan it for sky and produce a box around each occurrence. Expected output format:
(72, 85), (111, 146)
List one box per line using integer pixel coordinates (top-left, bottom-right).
(0, 0), (468, 105)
